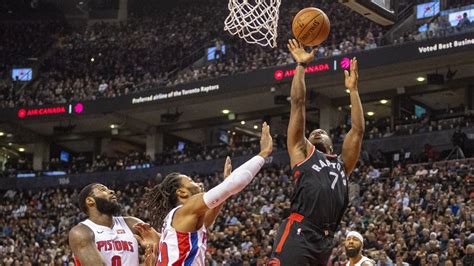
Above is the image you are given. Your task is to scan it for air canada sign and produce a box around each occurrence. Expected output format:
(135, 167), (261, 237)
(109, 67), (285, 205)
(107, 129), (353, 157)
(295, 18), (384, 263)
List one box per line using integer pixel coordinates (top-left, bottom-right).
(17, 103), (84, 119)
(18, 106), (66, 118)
(274, 63), (331, 80)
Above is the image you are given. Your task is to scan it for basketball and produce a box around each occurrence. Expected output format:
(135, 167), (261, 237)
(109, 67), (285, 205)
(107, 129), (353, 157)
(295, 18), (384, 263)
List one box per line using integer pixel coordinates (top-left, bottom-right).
(292, 7), (330, 46)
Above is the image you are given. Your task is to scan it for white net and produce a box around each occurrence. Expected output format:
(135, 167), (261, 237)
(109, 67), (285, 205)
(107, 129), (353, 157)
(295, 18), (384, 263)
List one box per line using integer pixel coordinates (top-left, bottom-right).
(224, 0), (281, 48)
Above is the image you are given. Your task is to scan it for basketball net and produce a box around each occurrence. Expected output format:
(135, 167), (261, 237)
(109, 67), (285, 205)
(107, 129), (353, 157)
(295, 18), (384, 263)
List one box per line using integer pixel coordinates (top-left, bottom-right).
(224, 0), (281, 48)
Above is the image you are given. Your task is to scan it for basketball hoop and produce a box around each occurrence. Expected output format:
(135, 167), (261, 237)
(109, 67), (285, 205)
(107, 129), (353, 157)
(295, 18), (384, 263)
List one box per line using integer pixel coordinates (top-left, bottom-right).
(224, 0), (281, 48)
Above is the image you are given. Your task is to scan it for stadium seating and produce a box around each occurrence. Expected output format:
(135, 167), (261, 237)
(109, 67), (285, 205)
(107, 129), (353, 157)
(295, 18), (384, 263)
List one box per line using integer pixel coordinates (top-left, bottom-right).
(6, 0), (473, 107)
(2, 114), (471, 179)
(1, 157), (472, 265)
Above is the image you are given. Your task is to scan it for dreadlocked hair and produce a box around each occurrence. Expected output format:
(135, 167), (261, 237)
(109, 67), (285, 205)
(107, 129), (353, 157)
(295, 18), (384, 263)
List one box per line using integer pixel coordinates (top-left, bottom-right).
(144, 172), (183, 229)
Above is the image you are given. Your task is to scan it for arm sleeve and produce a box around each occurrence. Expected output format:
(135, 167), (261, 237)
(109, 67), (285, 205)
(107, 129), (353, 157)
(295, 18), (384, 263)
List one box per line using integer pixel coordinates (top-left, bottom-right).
(203, 156), (265, 209)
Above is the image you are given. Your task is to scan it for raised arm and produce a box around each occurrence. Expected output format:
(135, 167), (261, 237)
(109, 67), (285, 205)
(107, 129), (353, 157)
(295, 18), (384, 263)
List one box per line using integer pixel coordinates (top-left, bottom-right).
(173, 122), (273, 232)
(69, 224), (107, 266)
(287, 39), (316, 168)
(341, 58), (365, 175)
(203, 156), (232, 228)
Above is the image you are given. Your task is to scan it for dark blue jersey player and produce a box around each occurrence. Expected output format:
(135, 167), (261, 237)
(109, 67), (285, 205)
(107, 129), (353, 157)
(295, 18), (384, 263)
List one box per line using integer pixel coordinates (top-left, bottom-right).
(269, 39), (365, 266)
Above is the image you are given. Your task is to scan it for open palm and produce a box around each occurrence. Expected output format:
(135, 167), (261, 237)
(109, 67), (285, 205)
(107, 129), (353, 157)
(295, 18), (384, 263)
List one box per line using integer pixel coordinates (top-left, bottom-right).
(223, 156), (232, 178)
(287, 39), (316, 64)
(344, 57), (359, 91)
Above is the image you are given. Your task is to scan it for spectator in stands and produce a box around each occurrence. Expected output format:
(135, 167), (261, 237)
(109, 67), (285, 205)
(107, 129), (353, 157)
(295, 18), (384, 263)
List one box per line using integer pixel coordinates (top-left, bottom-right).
(415, 166), (428, 177)
(365, 38), (378, 50)
(437, 16), (453, 37)
(457, 12), (471, 31)
(463, 244), (474, 266)
(368, 165), (381, 179)
(452, 126), (467, 158)
(429, 17), (441, 37)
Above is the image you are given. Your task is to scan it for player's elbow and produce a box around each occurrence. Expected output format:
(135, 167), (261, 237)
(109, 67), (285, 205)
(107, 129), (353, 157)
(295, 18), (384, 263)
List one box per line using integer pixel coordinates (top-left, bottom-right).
(290, 96), (305, 106)
(351, 125), (365, 136)
(354, 127), (365, 136)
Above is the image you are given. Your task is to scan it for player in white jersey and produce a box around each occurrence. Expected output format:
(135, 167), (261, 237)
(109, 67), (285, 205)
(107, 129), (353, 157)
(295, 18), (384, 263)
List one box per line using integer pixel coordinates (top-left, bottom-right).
(69, 183), (160, 266)
(138, 122), (273, 266)
(345, 231), (375, 266)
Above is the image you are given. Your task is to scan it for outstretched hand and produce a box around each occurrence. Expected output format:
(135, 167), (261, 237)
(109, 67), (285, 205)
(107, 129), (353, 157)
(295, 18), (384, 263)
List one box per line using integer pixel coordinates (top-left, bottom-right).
(287, 39), (316, 64)
(258, 122), (273, 158)
(344, 57), (359, 92)
(223, 156), (232, 178)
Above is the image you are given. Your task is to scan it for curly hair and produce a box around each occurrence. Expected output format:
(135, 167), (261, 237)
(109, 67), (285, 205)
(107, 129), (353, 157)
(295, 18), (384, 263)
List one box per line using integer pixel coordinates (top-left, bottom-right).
(144, 173), (183, 229)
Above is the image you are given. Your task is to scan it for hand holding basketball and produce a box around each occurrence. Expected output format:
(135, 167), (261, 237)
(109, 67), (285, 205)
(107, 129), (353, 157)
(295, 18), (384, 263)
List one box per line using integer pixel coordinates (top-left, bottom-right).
(287, 39), (316, 64)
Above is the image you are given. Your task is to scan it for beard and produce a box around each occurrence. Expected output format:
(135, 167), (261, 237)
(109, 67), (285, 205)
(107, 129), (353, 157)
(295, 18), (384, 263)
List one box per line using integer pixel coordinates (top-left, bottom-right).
(94, 197), (121, 216)
(345, 246), (361, 258)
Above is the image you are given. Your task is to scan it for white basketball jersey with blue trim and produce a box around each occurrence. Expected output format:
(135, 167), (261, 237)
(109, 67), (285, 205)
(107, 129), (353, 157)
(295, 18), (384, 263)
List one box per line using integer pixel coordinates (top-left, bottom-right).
(156, 206), (207, 266)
